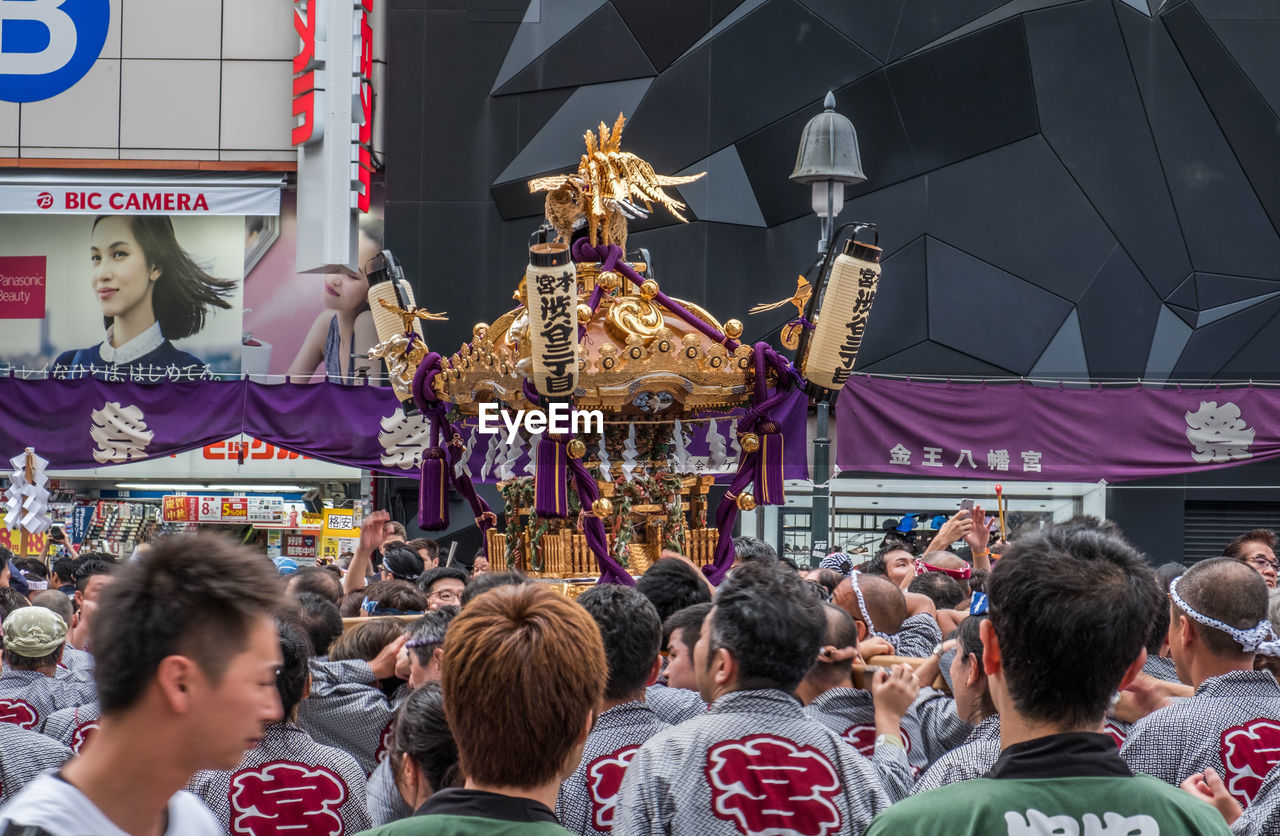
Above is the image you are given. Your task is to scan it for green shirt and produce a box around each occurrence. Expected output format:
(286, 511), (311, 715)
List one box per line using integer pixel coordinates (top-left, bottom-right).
(866, 774), (1231, 835)
(357, 788), (573, 836)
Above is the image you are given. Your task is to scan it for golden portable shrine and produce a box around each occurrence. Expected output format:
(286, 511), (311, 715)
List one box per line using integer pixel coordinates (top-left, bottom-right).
(366, 114), (884, 586)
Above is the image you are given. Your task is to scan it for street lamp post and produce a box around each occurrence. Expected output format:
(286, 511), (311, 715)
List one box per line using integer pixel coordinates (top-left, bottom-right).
(789, 90), (866, 566)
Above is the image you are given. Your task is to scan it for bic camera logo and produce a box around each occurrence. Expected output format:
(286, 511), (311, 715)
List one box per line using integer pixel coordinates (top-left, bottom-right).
(0, 0), (110, 103)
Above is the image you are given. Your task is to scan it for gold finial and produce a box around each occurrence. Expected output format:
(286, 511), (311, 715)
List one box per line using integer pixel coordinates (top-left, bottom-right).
(640, 279), (659, 300)
(723, 319), (744, 340)
(379, 298), (449, 334)
(736, 493), (757, 511)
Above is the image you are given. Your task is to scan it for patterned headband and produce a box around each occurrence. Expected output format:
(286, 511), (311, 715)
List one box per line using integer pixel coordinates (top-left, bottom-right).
(914, 560), (972, 581)
(1169, 576), (1280, 658)
(849, 571), (892, 641)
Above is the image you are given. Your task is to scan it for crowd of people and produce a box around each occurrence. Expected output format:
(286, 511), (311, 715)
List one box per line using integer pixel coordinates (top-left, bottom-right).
(0, 506), (1277, 835)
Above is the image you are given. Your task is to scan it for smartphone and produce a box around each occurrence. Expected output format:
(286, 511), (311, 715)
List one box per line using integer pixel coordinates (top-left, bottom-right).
(959, 499), (975, 512)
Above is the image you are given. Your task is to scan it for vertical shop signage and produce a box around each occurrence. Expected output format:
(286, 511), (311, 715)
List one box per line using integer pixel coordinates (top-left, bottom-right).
(292, 0), (376, 271)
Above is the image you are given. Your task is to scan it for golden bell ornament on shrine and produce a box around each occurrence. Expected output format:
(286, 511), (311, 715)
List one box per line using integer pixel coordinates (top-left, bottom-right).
(577, 304), (593, 323)
(592, 498), (614, 518)
(598, 270), (622, 290)
(640, 279), (660, 300)
(739, 433), (760, 454)
(723, 319), (744, 340)
(736, 493), (757, 511)
(567, 439), (587, 459)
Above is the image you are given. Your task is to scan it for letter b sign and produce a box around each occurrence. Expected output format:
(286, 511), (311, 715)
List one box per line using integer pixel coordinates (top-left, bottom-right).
(0, 0), (109, 103)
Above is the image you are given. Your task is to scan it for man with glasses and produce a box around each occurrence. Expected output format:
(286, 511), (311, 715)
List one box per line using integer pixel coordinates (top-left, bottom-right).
(1223, 529), (1278, 589)
(417, 567), (468, 610)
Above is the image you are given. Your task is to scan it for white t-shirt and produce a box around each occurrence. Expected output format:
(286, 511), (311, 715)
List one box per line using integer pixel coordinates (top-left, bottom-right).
(0, 773), (222, 836)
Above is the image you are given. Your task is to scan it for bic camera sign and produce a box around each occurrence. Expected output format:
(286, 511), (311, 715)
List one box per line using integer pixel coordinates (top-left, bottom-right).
(0, 0), (110, 103)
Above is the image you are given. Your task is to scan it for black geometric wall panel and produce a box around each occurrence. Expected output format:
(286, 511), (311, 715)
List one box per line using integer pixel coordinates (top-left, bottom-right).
(387, 0), (1280, 381)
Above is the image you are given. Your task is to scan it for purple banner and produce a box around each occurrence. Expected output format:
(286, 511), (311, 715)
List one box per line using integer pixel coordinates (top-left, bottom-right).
(0, 378), (810, 482)
(836, 376), (1280, 482)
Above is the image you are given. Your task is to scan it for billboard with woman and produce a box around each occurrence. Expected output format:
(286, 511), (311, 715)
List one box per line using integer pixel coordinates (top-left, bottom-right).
(0, 214), (244, 378)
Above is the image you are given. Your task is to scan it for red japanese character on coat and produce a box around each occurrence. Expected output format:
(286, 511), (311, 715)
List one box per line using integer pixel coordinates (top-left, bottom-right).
(705, 735), (843, 836)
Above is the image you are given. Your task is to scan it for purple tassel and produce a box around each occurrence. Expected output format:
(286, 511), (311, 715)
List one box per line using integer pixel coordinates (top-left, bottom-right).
(419, 448), (449, 530)
(534, 436), (571, 517)
(755, 423), (785, 505)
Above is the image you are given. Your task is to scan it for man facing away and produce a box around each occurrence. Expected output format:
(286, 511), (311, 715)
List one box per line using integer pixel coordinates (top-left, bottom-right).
(557, 585), (670, 836)
(613, 562), (891, 836)
(357, 583), (607, 835)
(865, 525), (1231, 835)
(0, 534), (285, 836)
(1121, 557), (1280, 807)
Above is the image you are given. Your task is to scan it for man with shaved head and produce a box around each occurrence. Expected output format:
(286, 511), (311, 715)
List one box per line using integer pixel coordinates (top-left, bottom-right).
(796, 603), (919, 801)
(835, 573), (971, 765)
(1121, 557), (1280, 805)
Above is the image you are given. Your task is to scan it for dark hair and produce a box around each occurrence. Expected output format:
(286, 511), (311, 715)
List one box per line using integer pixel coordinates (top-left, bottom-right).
(51, 558), (77, 584)
(1224, 529), (1277, 561)
(91, 535), (282, 713)
(806, 603), (860, 687)
(405, 538), (439, 562)
(460, 570), (527, 606)
(417, 566), (469, 598)
(866, 542), (913, 578)
(3, 645), (62, 671)
(1149, 563), (1185, 655)
(908, 572), (966, 609)
(406, 606), (458, 667)
(636, 558), (711, 623)
(1174, 557), (1270, 656)
(20, 560), (48, 581)
(294, 592), (343, 656)
(576, 585), (661, 701)
(809, 569), (844, 599)
(662, 602), (713, 650)
(708, 562), (825, 692)
(383, 520), (408, 540)
(75, 559), (115, 592)
(955, 615), (996, 717)
(988, 525), (1161, 730)
(0, 587), (30, 621)
(969, 568), (990, 595)
(93, 215), (235, 340)
(733, 536), (779, 567)
(382, 544), (425, 582)
(389, 683), (461, 798)
(362, 580), (428, 615)
(274, 614), (313, 717)
(329, 617), (406, 664)
(289, 566), (342, 603)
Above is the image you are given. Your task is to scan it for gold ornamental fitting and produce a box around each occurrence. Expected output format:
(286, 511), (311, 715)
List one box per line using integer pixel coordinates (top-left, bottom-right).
(723, 319), (744, 340)
(473, 323), (490, 340)
(577, 304), (593, 323)
(598, 270), (622, 290)
(640, 279), (660, 300)
(567, 439), (587, 459)
(736, 493), (757, 511)
(592, 497), (614, 518)
(739, 433), (760, 454)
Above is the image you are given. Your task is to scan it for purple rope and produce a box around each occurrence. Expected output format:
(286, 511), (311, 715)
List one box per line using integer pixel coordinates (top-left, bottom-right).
(703, 342), (797, 584)
(412, 354), (496, 557)
(567, 455), (635, 586)
(571, 241), (742, 352)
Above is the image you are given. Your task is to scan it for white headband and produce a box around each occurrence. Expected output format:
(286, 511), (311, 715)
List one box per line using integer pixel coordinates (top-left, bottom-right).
(849, 571), (892, 641)
(1169, 576), (1280, 658)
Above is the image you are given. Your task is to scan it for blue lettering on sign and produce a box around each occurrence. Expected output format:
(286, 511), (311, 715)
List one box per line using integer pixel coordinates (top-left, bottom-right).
(0, 0), (110, 103)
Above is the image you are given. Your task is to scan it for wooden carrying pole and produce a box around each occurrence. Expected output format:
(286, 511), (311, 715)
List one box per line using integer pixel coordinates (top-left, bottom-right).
(853, 655), (949, 694)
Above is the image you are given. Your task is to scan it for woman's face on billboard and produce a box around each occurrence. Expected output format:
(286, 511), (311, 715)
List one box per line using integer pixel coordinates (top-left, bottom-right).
(91, 216), (158, 322)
